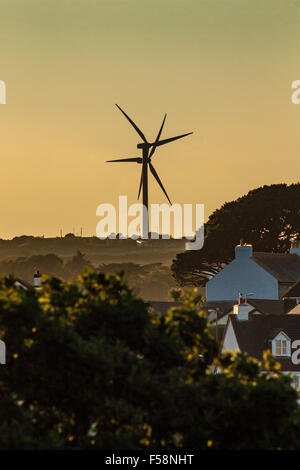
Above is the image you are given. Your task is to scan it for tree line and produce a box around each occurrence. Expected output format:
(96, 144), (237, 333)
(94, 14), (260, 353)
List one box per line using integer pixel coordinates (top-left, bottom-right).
(0, 252), (177, 301)
(172, 184), (300, 286)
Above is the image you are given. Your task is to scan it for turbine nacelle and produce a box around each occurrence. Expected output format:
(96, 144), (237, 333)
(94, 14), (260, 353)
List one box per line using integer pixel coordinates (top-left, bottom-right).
(137, 142), (149, 149)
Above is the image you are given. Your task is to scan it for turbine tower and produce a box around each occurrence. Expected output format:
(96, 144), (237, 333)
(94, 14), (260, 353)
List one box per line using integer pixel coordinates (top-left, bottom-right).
(107, 104), (193, 238)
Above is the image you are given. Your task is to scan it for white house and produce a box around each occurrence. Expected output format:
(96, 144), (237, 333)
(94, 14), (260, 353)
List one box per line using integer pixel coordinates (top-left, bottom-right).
(206, 243), (300, 302)
(14, 271), (42, 290)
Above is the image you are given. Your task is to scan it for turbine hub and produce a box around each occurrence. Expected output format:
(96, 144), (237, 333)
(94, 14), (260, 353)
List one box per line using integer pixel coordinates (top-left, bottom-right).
(137, 142), (149, 149)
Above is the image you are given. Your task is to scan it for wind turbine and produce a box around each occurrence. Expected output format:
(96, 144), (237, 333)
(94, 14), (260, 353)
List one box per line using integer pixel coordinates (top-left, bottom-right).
(107, 104), (193, 238)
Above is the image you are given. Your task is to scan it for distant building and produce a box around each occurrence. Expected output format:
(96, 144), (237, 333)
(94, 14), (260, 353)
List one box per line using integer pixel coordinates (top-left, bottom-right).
(206, 242), (300, 302)
(33, 270), (42, 289)
(15, 278), (32, 290)
(15, 270), (42, 290)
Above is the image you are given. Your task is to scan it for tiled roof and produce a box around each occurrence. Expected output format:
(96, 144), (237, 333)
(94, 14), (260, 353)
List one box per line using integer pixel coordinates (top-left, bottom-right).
(204, 299), (286, 321)
(229, 314), (300, 371)
(203, 300), (236, 316)
(282, 279), (300, 298)
(252, 252), (300, 283)
(288, 304), (300, 315)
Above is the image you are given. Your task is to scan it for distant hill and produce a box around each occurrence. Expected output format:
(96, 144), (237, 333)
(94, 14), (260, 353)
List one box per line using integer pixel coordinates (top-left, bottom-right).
(0, 235), (186, 266)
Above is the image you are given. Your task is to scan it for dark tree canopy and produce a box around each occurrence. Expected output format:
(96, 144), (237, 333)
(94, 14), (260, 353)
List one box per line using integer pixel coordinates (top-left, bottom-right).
(172, 184), (300, 286)
(1, 270), (300, 449)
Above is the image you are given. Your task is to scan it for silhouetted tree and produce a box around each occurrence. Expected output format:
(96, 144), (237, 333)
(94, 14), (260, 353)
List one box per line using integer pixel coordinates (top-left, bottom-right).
(172, 184), (300, 286)
(64, 233), (76, 239)
(65, 251), (92, 279)
(0, 254), (65, 282)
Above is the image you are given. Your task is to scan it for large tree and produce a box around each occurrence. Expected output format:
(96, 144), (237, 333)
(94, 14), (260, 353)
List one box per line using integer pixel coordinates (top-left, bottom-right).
(172, 183), (300, 286)
(1, 271), (300, 449)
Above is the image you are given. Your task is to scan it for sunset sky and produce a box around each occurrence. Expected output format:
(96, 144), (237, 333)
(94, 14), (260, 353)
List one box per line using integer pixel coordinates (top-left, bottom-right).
(0, 0), (299, 238)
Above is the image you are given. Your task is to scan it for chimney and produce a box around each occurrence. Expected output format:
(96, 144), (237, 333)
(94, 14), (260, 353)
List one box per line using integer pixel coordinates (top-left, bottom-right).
(235, 243), (253, 259)
(233, 297), (252, 321)
(290, 239), (300, 257)
(33, 270), (42, 289)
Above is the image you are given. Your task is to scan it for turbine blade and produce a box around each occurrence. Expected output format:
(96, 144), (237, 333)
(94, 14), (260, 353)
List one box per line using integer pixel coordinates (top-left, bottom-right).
(154, 132), (193, 148)
(137, 169), (143, 199)
(149, 162), (172, 205)
(115, 104), (148, 143)
(149, 114), (167, 159)
(106, 157), (142, 163)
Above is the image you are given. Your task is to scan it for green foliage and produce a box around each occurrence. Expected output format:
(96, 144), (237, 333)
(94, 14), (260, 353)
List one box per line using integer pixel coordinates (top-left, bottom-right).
(0, 271), (300, 449)
(169, 287), (182, 301)
(172, 183), (300, 286)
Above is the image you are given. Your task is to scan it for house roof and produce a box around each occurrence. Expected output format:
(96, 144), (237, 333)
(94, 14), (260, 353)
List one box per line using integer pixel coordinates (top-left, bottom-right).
(252, 252), (300, 283)
(282, 279), (300, 298)
(228, 314), (300, 371)
(287, 303), (300, 315)
(203, 300), (236, 316)
(204, 298), (286, 322)
(149, 301), (182, 315)
(15, 278), (32, 289)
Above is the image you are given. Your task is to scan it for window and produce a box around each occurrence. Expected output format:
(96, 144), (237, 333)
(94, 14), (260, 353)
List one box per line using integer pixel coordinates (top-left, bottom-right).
(272, 332), (291, 357)
(275, 339), (287, 356)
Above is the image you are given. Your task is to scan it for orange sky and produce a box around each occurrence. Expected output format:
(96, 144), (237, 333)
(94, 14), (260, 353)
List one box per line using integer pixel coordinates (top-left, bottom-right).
(0, 0), (299, 238)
